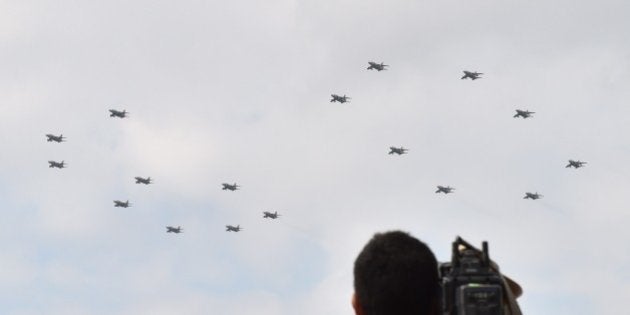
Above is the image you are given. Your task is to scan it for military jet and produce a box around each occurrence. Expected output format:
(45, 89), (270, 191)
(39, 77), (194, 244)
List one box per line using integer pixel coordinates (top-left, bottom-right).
(435, 186), (455, 194)
(367, 61), (389, 71)
(46, 134), (65, 143)
(263, 211), (281, 219)
(566, 160), (587, 169)
(135, 176), (152, 185)
(389, 146), (408, 155)
(222, 183), (239, 191)
(513, 109), (535, 119)
(113, 200), (131, 208)
(48, 160), (66, 169)
(461, 71), (483, 80)
(109, 109), (128, 118)
(330, 94), (351, 103)
(226, 225), (242, 232)
(166, 226), (182, 233)
(523, 192), (543, 200)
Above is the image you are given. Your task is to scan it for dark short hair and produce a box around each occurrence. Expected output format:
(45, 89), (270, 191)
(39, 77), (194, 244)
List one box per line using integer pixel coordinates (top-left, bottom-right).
(354, 231), (439, 315)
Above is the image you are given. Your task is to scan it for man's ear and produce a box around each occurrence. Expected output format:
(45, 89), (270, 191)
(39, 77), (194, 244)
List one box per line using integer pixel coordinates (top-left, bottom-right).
(352, 293), (364, 315)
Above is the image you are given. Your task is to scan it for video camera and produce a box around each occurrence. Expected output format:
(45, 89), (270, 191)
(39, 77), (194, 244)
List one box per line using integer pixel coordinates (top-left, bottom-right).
(439, 237), (523, 315)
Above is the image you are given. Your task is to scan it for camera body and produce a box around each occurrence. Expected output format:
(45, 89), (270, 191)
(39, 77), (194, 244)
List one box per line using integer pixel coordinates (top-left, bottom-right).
(439, 237), (513, 315)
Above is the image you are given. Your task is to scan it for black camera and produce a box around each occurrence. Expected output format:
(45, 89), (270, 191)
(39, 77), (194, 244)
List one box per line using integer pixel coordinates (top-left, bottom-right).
(439, 237), (522, 315)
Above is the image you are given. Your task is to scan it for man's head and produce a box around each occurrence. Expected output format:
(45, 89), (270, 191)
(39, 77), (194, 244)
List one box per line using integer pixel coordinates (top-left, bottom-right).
(353, 231), (440, 315)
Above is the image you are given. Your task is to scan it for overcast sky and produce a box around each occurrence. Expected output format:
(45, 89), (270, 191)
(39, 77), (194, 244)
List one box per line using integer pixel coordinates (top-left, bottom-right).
(2, 0), (630, 314)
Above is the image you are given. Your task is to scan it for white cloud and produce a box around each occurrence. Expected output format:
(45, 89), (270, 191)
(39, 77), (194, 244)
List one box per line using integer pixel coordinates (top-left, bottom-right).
(2, 0), (630, 313)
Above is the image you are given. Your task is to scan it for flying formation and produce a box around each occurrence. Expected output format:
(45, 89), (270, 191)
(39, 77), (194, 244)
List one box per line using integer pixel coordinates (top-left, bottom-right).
(40, 64), (592, 240)
(222, 183), (239, 191)
(330, 94), (351, 103)
(435, 186), (455, 194)
(566, 160), (587, 169)
(226, 225), (241, 232)
(367, 61), (388, 71)
(461, 71), (483, 80)
(113, 200), (131, 208)
(263, 211), (280, 219)
(388, 146), (408, 155)
(523, 192), (543, 200)
(48, 160), (65, 169)
(135, 176), (152, 185)
(109, 109), (128, 118)
(514, 110), (535, 119)
(166, 226), (182, 233)
(46, 134), (65, 143)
